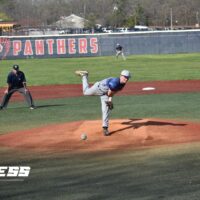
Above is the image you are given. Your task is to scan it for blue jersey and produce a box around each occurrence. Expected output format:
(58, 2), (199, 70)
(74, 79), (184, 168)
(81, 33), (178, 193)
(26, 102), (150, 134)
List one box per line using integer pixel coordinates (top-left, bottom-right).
(106, 77), (125, 91)
(99, 77), (125, 92)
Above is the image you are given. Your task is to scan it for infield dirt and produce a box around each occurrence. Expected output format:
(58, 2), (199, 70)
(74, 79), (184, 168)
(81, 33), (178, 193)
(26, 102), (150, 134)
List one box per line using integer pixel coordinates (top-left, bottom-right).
(0, 80), (200, 101)
(0, 118), (200, 154)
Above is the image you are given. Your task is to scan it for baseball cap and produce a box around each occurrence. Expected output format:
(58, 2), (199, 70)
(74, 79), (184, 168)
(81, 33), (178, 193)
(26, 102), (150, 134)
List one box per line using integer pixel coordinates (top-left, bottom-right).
(121, 70), (131, 78)
(13, 64), (19, 70)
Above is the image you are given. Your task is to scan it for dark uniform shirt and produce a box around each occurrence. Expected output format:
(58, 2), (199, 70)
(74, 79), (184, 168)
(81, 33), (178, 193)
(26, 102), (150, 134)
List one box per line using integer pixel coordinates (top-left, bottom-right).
(116, 45), (123, 51)
(7, 71), (26, 89)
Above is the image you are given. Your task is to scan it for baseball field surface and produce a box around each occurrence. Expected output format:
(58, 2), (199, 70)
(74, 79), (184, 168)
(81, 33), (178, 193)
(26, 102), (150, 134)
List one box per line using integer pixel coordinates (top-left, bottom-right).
(0, 54), (200, 200)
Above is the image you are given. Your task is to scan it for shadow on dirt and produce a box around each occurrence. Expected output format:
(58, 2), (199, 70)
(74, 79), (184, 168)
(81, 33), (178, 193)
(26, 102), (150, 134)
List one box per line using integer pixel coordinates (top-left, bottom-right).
(110, 119), (187, 135)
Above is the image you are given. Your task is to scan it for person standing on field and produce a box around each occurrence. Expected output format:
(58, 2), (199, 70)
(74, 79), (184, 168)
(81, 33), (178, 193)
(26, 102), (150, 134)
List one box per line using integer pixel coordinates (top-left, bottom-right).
(116, 43), (126, 60)
(75, 69), (131, 136)
(0, 64), (35, 110)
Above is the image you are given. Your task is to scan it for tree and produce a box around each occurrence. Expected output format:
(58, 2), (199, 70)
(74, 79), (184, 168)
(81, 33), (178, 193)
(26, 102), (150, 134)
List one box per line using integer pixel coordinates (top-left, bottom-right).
(85, 13), (96, 30)
(134, 3), (147, 25)
(0, 12), (12, 21)
(106, 0), (128, 27)
(1, 0), (200, 29)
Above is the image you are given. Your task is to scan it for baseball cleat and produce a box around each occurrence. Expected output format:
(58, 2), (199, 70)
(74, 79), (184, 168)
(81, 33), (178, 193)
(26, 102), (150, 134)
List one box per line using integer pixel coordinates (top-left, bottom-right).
(75, 70), (88, 77)
(103, 127), (110, 136)
(30, 106), (36, 110)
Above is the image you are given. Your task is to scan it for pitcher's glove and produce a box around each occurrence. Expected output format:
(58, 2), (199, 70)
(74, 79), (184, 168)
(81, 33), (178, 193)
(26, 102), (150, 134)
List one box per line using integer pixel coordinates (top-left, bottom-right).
(105, 101), (114, 110)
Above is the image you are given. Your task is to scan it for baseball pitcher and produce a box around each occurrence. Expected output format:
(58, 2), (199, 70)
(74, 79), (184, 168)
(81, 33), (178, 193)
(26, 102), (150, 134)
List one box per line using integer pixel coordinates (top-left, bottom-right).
(75, 69), (131, 136)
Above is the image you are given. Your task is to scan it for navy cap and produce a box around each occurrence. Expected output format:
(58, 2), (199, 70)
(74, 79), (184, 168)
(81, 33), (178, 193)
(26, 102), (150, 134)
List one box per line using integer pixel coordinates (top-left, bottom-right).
(13, 64), (19, 70)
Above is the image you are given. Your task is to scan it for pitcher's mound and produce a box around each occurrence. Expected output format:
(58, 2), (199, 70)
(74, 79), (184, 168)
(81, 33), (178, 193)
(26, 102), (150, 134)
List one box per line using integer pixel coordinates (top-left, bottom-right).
(0, 119), (200, 153)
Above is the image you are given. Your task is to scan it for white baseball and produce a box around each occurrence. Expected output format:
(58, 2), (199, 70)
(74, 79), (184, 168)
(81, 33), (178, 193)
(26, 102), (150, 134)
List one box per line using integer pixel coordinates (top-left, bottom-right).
(81, 133), (87, 140)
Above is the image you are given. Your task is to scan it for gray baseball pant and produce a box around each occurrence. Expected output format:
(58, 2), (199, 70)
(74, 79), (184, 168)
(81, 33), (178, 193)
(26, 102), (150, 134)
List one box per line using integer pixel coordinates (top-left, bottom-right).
(116, 50), (126, 60)
(82, 76), (110, 128)
(1, 88), (34, 108)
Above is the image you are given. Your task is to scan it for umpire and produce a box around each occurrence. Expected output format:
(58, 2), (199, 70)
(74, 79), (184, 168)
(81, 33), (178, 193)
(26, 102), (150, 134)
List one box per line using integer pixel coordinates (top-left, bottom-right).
(0, 64), (35, 110)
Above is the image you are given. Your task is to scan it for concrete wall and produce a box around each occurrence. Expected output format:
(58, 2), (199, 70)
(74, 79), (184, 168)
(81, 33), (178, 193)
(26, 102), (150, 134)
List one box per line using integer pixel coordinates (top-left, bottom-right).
(1, 30), (200, 60)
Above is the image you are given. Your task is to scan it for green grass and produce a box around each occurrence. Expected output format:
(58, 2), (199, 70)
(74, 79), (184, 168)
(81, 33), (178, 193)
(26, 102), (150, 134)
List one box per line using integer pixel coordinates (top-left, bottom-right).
(0, 92), (199, 134)
(0, 143), (200, 200)
(1, 53), (200, 86)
